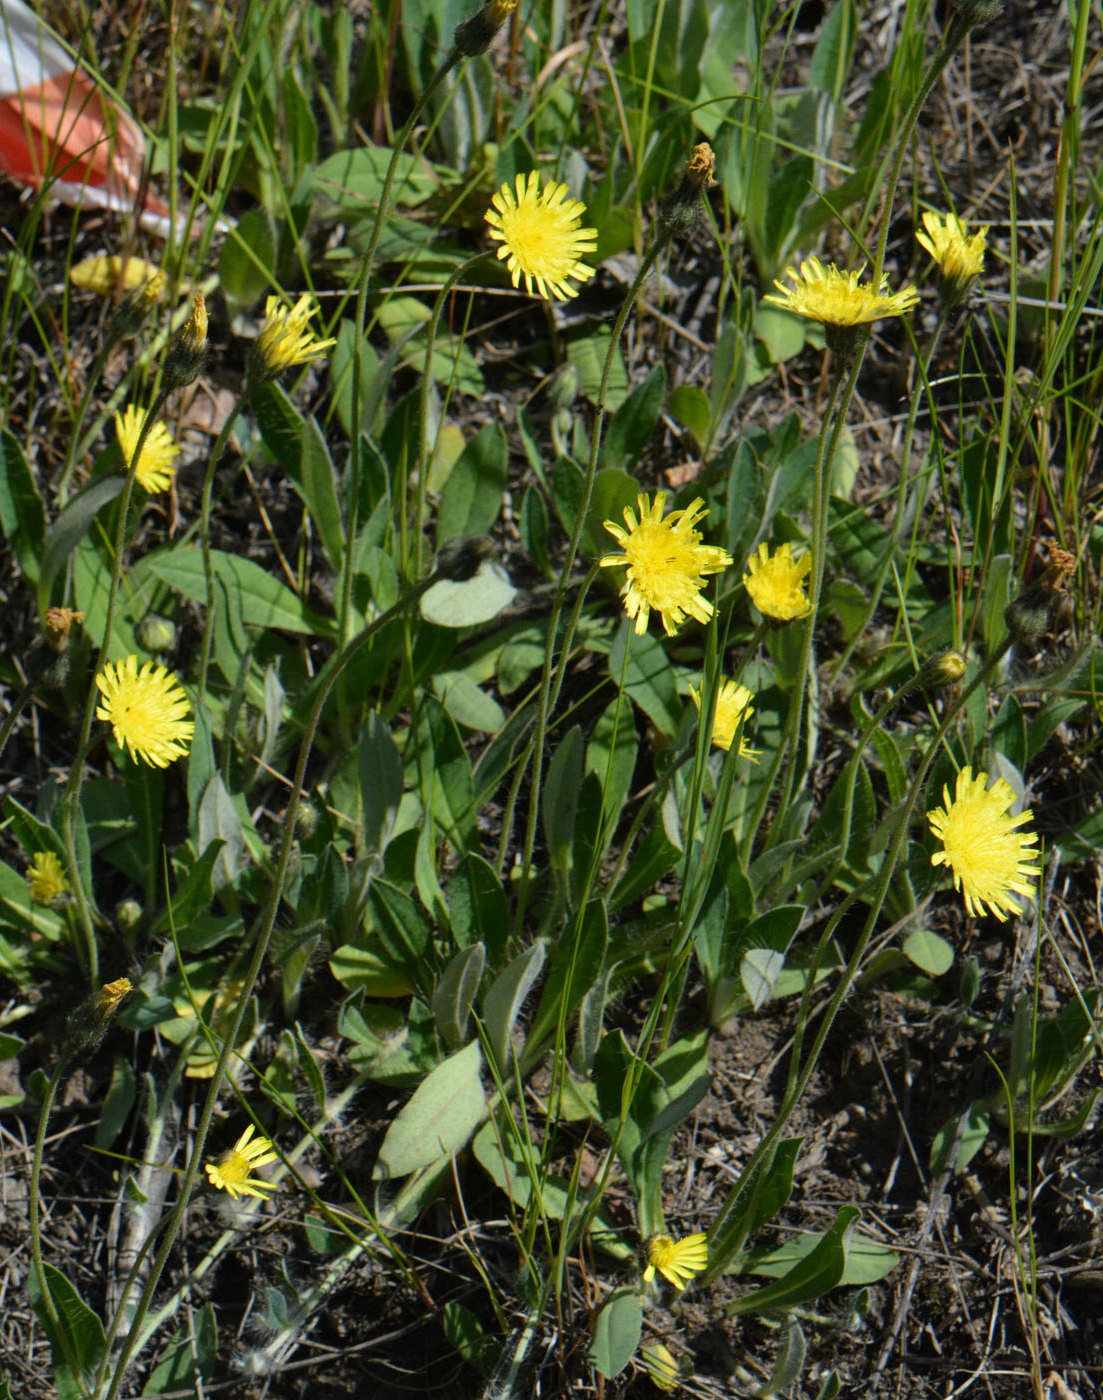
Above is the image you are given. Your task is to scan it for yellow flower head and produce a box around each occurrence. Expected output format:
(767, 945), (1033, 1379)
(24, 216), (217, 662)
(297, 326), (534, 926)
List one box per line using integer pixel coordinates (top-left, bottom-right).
(916, 210), (987, 296)
(600, 493), (732, 637)
(205, 1125), (278, 1200)
(94, 977), (133, 1020)
(485, 172), (598, 302)
(114, 405), (181, 493)
(764, 256), (919, 327)
(26, 851), (69, 904)
(643, 1232), (708, 1291)
(640, 1343), (681, 1391)
(95, 656), (195, 768)
(743, 541), (812, 622)
(690, 678), (760, 760)
(927, 766), (1041, 921)
(250, 294), (337, 380)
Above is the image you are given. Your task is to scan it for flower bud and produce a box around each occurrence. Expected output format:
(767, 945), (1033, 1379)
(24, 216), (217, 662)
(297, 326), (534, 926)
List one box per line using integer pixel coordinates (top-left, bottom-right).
(163, 291), (209, 389)
(436, 536), (495, 582)
(44, 606), (84, 654)
(107, 269), (166, 340)
(1004, 547), (1076, 646)
(950, 0), (1003, 30)
(453, 0), (517, 57)
(115, 899), (144, 938)
(922, 650), (967, 690)
(660, 142), (717, 234)
(136, 613), (178, 654)
(67, 977), (132, 1053)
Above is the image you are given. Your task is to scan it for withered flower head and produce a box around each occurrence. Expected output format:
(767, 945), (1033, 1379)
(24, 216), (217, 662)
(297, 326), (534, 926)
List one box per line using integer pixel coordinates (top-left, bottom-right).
(44, 607), (84, 653)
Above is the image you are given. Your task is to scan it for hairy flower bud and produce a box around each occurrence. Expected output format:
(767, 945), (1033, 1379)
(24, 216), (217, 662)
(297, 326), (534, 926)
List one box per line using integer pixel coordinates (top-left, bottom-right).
(660, 142), (717, 234)
(67, 977), (132, 1053)
(163, 292), (209, 389)
(1005, 547), (1076, 645)
(453, 0), (517, 57)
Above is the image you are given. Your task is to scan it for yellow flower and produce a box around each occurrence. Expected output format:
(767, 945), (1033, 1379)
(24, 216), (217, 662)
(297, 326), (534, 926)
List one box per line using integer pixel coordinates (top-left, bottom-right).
(205, 1125), (278, 1200)
(640, 1343), (681, 1391)
(94, 977), (133, 1020)
(95, 656), (195, 768)
(114, 405), (181, 493)
(485, 172), (598, 301)
(690, 678), (759, 760)
(743, 541), (812, 622)
(765, 256), (919, 327)
(600, 493), (732, 636)
(927, 766), (1041, 921)
(250, 294), (337, 380)
(643, 1232), (708, 1291)
(26, 851), (69, 904)
(916, 210), (987, 296)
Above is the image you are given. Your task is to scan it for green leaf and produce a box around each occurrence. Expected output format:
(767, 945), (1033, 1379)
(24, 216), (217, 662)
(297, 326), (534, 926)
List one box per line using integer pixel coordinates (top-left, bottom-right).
(28, 1264), (106, 1400)
(432, 943), (486, 1052)
(757, 1319), (806, 1397)
(143, 546), (336, 636)
(197, 775), (244, 892)
(373, 1040), (485, 1179)
(142, 1305), (217, 1395)
(589, 1290), (642, 1379)
(95, 1056), (137, 1150)
(437, 423), (507, 543)
(608, 622), (680, 736)
(543, 726), (585, 872)
(419, 561), (516, 628)
(311, 147), (440, 212)
(448, 854), (508, 962)
(483, 942), (546, 1075)
(433, 670), (505, 732)
(741, 948), (786, 1010)
(726, 1205), (861, 1314)
(253, 383), (344, 568)
(744, 1218), (899, 1289)
(359, 711), (404, 857)
(929, 1099), (990, 1175)
(38, 475), (123, 613)
(568, 330), (628, 408)
(0, 428), (46, 585)
(600, 364), (665, 469)
(903, 927), (954, 977)
(217, 206), (277, 308)
(668, 383), (711, 445)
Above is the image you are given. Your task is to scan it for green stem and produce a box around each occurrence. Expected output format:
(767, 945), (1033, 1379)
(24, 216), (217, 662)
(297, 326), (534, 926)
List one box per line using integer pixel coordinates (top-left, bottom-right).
(340, 51), (460, 646)
(29, 1059), (68, 1332)
(196, 386), (255, 695)
(515, 232), (671, 927)
(706, 634), (1012, 1275)
(99, 570), (440, 1400)
(60, 388), (170, 986)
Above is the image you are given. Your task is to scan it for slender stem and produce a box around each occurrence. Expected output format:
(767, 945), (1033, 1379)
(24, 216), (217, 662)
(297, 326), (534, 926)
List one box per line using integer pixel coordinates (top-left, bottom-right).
(56, 340), (116, 506)
(61, 389), (170, 986)
(196, 386), (254, 695)
(516, 233), (671, 926)
(99, 571), (439, 1400)
(706, 635), (1013, 1275)
(340, 51), (460, 646)
(29, 1059), (68, 1330)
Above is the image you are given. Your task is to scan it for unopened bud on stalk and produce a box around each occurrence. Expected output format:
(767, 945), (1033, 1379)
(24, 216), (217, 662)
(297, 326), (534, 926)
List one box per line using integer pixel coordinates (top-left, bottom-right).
(660, 142), (717, 234)
(453, 0), (517, 57)
(1004, 547), (1076, 645)
(136, 613), (178, 654)
(44, 607), (84, 654)
(163, 291), (209, 389)
(950, 0), (1004, 30)
(922, 650), (967, 689)
(67, 977), (132, 1053)
(108, 270), (165, 339)
(115, 899), (144, 938)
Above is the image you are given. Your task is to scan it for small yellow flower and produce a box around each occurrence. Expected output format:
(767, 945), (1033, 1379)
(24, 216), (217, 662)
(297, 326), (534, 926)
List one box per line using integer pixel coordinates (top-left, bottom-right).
(916, 210), (987, 297)
(643, 1232), (708, 1291)
(927, 766), (1041, 921)
(600, 493), (732, 637)
(95, 656), (195, 768)
(250, 294), (337, 380)
(690, 678), (760, 760)
(485, 171), (598, 301)
(205, 1125), (278, 1201)
(26, 851), (69, 904)
(743, 541), (812, 622)
(114, 405), (181, 493)
(640, 1343), (681, 1391)
(765, 255), (919, 327)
